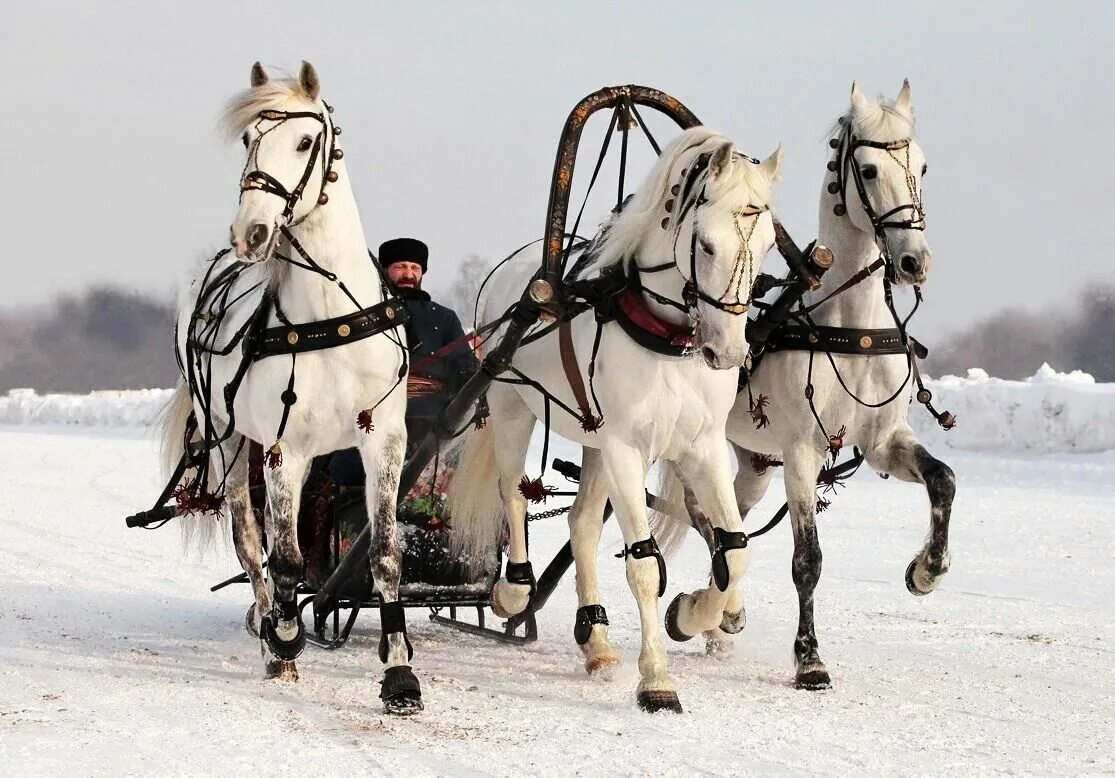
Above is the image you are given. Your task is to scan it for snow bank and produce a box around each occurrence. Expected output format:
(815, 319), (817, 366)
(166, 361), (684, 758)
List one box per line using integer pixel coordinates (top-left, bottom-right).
(2, 364), (1113, 452)
(911, 364), (1115, 453)
(0, 387), (174, 428)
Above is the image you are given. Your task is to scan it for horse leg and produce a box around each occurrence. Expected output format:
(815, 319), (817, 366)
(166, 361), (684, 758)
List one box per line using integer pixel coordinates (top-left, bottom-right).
(601, 442), (680, 713)
(782, 442), (830, 689)
(222, 435), (269, 638)
(358, 426), (422, 715)
(865, 426), (955, 595)
(489, 403), (537, 619)
(703, 443), (777, 656)
(260, 443), (309, 681)
(663, 440), (749, 643)
(567, 447), (618, 676)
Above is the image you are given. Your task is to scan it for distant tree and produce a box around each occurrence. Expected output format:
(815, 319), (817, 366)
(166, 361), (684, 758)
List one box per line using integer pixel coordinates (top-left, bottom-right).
(443, 253), (495, 329)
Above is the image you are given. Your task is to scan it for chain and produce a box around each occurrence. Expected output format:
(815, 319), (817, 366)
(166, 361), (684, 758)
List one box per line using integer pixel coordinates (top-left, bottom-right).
(527, 505), (572, 522)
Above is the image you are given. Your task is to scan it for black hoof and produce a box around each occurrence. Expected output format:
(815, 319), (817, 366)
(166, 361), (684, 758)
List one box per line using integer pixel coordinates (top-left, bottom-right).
(795, 666), (831, 690)
(265, 659), (298, 681)
(381, 666), (423, 716)
(637, 690), (683, 714)
(245, 604), (261, 638)
(664, 593), (693, 643)
(719, 607), (746, 635)
(262, 614), (306, 661)
(905, 559), (930, 596)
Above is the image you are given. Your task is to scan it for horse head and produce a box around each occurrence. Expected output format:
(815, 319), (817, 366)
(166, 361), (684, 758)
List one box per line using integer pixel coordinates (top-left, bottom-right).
(831, 80), (931, 285)
(224, 61), (340, 262)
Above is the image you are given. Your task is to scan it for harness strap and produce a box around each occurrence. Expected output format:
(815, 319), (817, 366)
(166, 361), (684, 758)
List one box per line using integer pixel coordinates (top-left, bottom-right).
(615, 537), (667, 597)
(574, 604), (610, 645)
(558, 317), (602, 431)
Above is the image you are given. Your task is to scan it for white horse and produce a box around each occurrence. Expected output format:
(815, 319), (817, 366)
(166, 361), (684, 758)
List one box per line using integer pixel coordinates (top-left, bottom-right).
(160, 62), (420, 713)
(652, 81), (954, 689)
(449, 127), (783, 712)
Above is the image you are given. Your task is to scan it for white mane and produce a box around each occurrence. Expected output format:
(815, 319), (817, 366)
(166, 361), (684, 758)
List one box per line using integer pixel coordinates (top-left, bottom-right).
(834, 95), (916, 143)
(584, 126), (773, 275)
(219, 80), (320, 141)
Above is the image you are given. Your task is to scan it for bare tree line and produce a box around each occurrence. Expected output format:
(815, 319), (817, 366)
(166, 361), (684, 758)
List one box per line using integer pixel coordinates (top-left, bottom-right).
(1, 274), (1111, 393)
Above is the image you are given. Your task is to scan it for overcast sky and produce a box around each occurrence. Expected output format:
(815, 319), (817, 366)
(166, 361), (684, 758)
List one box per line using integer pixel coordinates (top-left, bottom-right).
(2, 1), (1111, 336)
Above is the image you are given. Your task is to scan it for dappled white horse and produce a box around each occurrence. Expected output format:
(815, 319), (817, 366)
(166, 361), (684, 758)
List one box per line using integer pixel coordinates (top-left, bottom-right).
(653, 81), (954, 689)
(449, 127), (783, 712)
(160, 62), (420, 713)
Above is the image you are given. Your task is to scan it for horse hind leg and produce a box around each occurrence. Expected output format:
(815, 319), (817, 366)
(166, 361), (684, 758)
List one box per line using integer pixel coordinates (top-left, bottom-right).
(360, 427), (423, 715)
(568, 448), (618, 676)
(222, 436), (270, 640)
(704, 444), (777, 657)
(260, 445), (309, 681)
(866, 427), (955, 595)
(489, 402), (538, 619)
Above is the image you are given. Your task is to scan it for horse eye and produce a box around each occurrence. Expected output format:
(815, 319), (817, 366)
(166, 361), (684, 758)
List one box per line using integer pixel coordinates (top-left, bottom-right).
(297, 136), (313, 152)
(921, 163), (928, 176)
(699, 238), (715, 255)
(241, 132), (249, 149)
(861, 165), (878, 180)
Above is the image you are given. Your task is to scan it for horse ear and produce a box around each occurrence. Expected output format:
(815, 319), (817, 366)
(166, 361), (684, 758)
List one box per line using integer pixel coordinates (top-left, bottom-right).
(708, 141), (735, 182)
(895, 78), (913, 117)
(850, 81), (868, 111)
(299, 61), (320, 100)
(250, 61), (268, 88)
(758, 144), (783, 183)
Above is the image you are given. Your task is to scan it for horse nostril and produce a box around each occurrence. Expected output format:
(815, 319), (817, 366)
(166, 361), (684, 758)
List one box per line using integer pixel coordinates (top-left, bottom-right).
(900, 254), (921, 275)
(247, 223), (270, 251)
(701, 346), (718, 367)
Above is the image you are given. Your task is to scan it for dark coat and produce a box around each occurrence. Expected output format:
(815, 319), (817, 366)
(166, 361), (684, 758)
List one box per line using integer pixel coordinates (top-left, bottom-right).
(399, 288), (479, 423)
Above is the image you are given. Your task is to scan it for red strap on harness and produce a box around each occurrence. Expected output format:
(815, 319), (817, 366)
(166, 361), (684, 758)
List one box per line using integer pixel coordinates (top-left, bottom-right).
(616, 289), (695, 347)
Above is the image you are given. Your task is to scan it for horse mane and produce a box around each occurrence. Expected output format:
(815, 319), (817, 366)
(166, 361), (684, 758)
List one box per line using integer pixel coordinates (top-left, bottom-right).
(219, 79), (319, 142)
(831, 94), (916, 143)
(583, 126), (772, 275)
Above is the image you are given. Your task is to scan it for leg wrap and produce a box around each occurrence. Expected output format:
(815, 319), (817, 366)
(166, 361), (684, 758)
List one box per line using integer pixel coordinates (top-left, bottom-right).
(711, 527), (748, 592)
(504, 561), (536, 597)
(618, 537), (667, 598)
(574, 604), (609, 646)
(378, 601), (414, 664)
(262, 599), (305, 661)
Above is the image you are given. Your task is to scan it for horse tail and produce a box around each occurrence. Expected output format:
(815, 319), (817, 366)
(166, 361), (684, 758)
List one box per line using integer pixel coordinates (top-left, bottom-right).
(447, 421), (504, 574)
(648, 464), (694, 559)
(159, 381), (227, 553)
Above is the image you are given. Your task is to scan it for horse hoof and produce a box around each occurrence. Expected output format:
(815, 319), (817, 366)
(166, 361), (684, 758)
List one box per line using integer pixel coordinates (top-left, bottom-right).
(637, 690), (683, 714)
(705, 632), (735, 659)
(664, 593), (693, 642)
(719, 607), (746, 635)
(584, 654), (619, 677)
(381, 666), (423, 716)
(905, 559), (934, 596)
(262, 615), (306, 661)
(794, 665), (831, 690)
(245, 604), (262, 638)
(265, 659), (298, 681)
(490, 579), (530, 618)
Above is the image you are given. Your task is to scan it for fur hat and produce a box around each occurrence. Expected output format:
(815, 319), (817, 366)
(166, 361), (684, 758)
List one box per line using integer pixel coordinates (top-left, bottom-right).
(379, 238), (428, 272)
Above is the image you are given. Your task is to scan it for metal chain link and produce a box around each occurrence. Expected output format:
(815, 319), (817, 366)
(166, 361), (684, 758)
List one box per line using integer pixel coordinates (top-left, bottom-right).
(527, 505), (572, 522)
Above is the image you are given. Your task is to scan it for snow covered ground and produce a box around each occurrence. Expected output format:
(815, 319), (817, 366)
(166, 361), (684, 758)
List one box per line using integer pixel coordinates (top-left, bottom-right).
(1, 422), (1112, 775)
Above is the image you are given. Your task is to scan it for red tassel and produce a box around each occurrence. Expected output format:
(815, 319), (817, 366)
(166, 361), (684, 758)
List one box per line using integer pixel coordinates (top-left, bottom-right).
(357, 409), (374, 433)
(751, 453), (783, 474)
(518, 475), (557, 504)
(171, 479), (224, 516)
(580, 414), (604, 432)
(939, 411), (957, 430)
(265, 443), (283, 469)
(749, 393), (771, 430)
(815, 496), (831, 514)
(827, 424), (847, 458)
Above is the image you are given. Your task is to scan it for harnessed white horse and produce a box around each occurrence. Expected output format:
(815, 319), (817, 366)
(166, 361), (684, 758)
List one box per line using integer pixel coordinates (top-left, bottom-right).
(160, 62), (421, 713)
(652, 81), (955, 689)
(449, 127), (783, 712)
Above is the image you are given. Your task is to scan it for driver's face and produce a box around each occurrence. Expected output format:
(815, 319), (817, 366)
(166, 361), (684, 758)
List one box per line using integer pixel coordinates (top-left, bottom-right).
(387, 261), (424, 289)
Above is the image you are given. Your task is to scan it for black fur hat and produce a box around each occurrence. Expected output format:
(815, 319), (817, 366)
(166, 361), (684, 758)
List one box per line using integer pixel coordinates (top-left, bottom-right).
(379, 238), (428, 272)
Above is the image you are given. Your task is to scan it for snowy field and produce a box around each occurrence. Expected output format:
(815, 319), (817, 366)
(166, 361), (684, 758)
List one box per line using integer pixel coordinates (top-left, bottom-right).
(1, 380), (1113, 774)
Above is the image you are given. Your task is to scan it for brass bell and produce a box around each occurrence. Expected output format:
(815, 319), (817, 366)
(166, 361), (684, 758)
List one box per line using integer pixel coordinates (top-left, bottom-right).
(827, 182), (840, 194)
(332, 148), (344, 160)
(833, 204), (846, 216)
(829, 138), (840, 149)
(333, 126), (342, 135)
(917, 389), (932, 404)
(318, 192), (329, 205)
(661, 217), (669, 230)
(827, 160), (838, 172)
(326, 170), (338, 183)
(664, 199), (674, 213)
(670, 184), (680, 195)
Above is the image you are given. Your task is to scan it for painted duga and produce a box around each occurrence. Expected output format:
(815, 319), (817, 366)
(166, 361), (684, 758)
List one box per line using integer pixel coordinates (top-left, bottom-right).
(653, 81), (955, 689)
(449, 127), (784, 713)
(160, 62), (421, 714)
